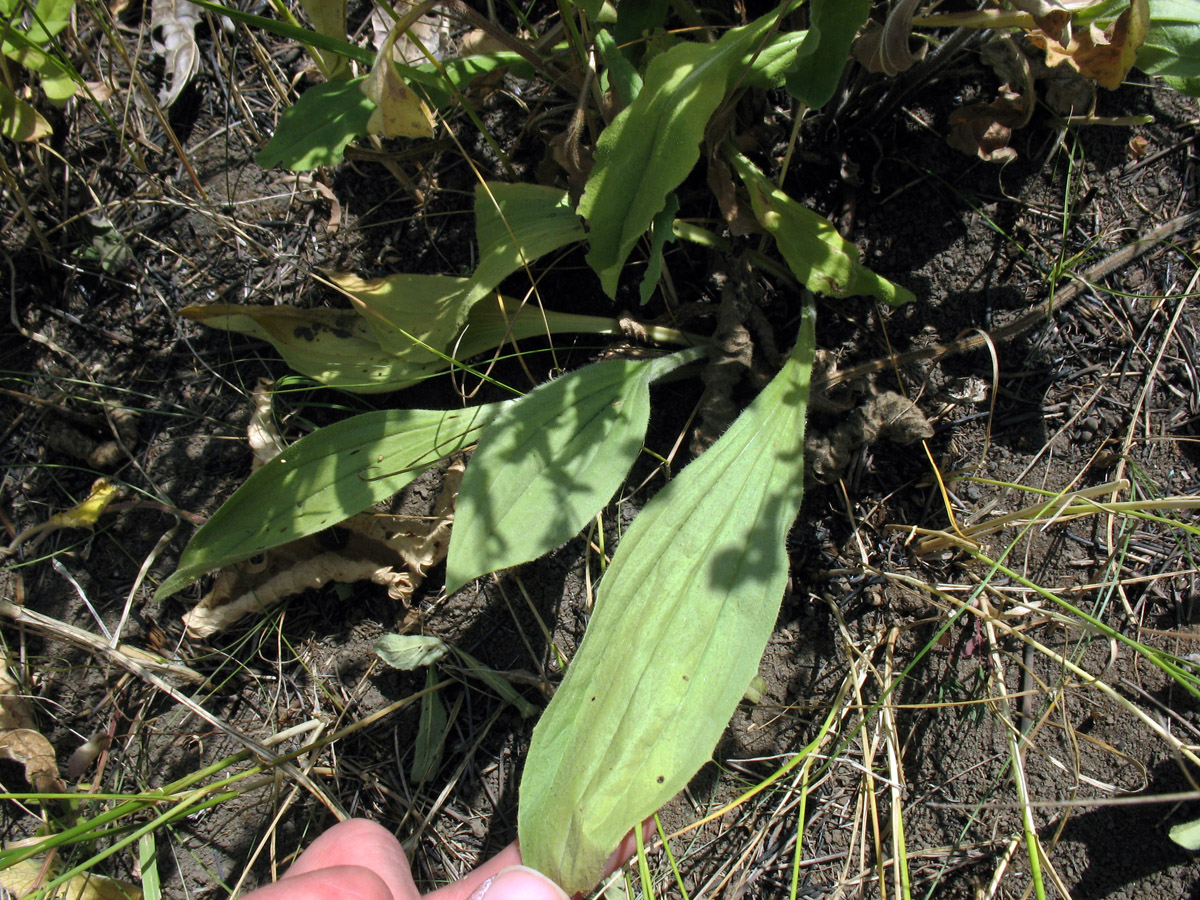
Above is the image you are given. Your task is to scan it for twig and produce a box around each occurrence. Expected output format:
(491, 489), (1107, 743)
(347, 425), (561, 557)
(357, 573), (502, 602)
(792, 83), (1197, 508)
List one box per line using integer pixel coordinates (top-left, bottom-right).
(816, 212), (1198, 392)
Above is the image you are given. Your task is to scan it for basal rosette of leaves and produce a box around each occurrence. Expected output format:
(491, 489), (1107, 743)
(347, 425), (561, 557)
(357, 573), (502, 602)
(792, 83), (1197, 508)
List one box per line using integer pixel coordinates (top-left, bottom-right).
(164, 1), (928, 893)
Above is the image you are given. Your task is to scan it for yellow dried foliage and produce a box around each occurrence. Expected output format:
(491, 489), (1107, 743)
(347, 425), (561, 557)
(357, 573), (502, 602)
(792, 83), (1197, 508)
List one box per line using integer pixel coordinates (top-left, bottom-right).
(0, 860), (140, 900)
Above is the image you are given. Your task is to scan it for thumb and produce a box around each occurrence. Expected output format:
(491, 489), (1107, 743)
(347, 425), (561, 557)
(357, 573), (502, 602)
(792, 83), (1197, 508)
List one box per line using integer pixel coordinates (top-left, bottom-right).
(466, 865), (568, 900)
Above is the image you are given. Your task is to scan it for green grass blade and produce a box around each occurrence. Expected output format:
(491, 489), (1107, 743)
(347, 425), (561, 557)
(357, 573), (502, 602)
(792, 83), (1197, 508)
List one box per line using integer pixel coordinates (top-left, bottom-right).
(518, 302), (816, 893)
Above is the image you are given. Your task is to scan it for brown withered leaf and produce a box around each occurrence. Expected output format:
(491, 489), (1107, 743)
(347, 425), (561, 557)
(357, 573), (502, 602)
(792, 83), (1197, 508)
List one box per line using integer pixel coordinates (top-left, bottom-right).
(0, 646), (66, 795)
(184, 462), (464, 638)
(947, 92), (1028, 163)
(1027, 0), (1149, 90)
(851, 0), (927, 77)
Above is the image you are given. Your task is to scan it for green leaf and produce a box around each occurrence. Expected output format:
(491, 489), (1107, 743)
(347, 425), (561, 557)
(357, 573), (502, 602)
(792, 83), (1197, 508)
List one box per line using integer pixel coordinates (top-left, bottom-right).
(413, 669), (448, 784)
(0, 80), (52, 141)
(154, 404), (506, 600)
(1169, 816), (1200, 850)
(578, 3), (799, 297)
(185, 294), (679, 393)
(727, 149), (914, 306)
(638, 192), (678, 304)
(1, 26), (77, 103)
(785, 0), (871, 108)
(1139, 0), (1200, 82)
(415, 51), (534, 108)
(26, 0), (75, 42)
(446, 346), (706, 593)
(332, 272), (473, 360)
(742, 30), (809, 89)
(256, 79), (374, 171)
(180, 303), (444, 392)
(595, 27), (642, 106)
(375, 634), (450, 669)
(468, 182), (587, 312)
(519, 303), (817, 894)
(613, 0), (671, 57)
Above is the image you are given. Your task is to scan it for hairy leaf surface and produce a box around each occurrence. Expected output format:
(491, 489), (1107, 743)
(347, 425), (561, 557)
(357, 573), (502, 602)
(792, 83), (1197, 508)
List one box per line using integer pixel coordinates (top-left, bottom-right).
(446, 346), (706, 592)
(728, 150), (915, 306)
(519, 305), (817, 893)
(578, 3), (799, 296)
(155, 404), (505, 600)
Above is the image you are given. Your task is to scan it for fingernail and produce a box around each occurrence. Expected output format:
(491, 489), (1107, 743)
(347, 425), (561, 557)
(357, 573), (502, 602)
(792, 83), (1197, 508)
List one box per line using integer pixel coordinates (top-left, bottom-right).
(466, 865), (569, 900)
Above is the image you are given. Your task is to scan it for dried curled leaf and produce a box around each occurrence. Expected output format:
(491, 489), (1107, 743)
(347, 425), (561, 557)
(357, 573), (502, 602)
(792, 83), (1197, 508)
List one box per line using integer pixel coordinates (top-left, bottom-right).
(851, 0), (928, 77)
(150, 0), (201, 107)
(184, 462), (463, 638)
(370, 1), (452, 65)
(946, 91), (1029, 162)
(248, 379), (286, 471)
(1027, 0), (1149, 89)
(0, 646), (65, 794)
(807, 388), (934, 484)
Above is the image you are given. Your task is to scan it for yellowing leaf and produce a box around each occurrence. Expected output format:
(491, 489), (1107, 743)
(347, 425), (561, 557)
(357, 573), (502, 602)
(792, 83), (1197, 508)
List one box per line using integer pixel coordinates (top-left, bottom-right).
(180, 303), (438, 392)
(364, 18), (435, 138)
(1028, 0), (1149, 89)
(727, 150), (914, 306)
(48, 478), (119, 530)
(298, 0), (350, 78)
(0, 860), (140, 900)
(0, 82), (52, 141)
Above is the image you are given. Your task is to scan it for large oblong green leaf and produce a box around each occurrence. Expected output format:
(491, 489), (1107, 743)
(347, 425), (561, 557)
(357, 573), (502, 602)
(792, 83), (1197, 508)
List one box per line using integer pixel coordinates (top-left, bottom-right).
(154, 404), (505, 600)
(578, 2), (800, 297)
(728, 149), (915, 306)
(518, 302), (817, 894)
(468, 183), (586, 313)
(445, 346), (706, 593)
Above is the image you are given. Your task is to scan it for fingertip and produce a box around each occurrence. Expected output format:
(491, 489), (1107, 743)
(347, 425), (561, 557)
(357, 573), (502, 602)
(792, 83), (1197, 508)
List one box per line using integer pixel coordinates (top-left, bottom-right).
(285, 818), (418, 900)
(467, 866), (569, 900)
(250, 866), (393, 900)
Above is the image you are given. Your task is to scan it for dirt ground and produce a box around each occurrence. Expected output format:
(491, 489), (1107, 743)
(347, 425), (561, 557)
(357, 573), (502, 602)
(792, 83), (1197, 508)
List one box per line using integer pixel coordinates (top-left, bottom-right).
(2, 3), (1200, 899)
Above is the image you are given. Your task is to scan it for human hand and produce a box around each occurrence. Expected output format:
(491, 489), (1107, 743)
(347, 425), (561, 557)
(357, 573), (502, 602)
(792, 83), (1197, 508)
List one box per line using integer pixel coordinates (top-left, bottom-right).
(238, 818), (638, 900)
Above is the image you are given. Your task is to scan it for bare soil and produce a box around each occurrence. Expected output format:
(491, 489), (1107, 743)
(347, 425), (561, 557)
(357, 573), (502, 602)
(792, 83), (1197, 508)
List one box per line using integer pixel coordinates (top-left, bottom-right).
(2, 4), (1199, 899)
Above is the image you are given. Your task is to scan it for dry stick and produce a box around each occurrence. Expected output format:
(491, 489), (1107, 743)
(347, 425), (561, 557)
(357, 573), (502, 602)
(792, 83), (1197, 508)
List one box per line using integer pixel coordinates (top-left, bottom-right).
(0, 599), (203, 685)
(1108, 264), (1199, 617)
(0, 600), (347, 818)
(814, 212), (1199, 393)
